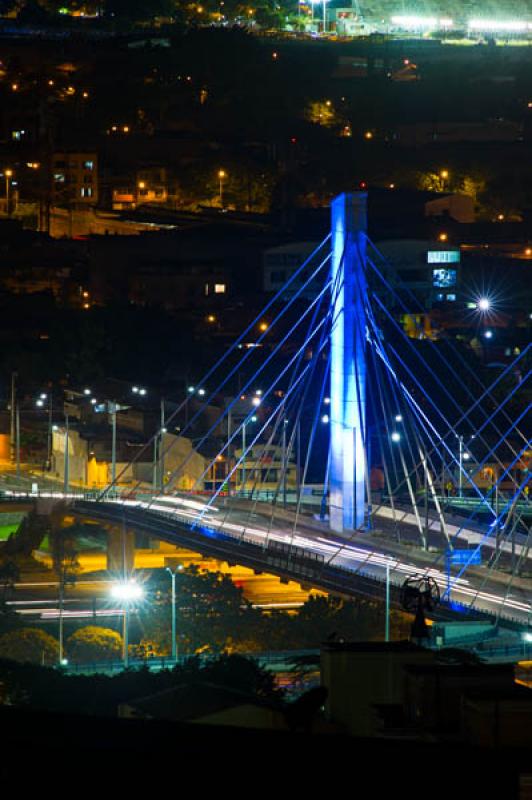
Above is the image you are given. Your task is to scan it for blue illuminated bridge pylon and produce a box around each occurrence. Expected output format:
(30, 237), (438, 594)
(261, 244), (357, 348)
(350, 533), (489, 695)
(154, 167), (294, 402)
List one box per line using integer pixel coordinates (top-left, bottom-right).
(329, 192), (367, 533)
(58, 189), (531, 626)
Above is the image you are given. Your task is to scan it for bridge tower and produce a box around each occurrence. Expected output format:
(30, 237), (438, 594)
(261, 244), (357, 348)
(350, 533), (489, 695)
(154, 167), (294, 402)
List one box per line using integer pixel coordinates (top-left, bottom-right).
(329, 192), (367, 533)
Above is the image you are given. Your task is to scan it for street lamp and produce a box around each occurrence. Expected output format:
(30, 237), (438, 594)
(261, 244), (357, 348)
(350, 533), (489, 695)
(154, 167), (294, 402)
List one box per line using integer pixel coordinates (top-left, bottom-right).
(94, 400), (130, 492)
(35, 391), (53, 471)
(477, 297), (490, 312)
(241, 414), (257, 494)
(322, 0), (329, 31)
(165, 565), (184, 662)
(4, 168), (13, 215)
(110, 581), (144, 668)
(218, 169), (227, 208)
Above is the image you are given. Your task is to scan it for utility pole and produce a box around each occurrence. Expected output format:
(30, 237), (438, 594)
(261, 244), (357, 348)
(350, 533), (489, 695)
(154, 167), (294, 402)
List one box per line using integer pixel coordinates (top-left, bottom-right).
(226, 406), (232, 496)
(385, 562), (390, 642)
(165, 565), (182, 662)
(63, 414), (69, 494)
(152, 434), (158, 491)
(15, 403), (20, 480)
(159, 398), (165, 492)
(458, 435), (463, 498)
(242, 421), (246, 494)
(47, 393), (53, 471)
(111, 401), (117, 490)
(10, 372), (17, 464)
(424, 453), (429, 540)
(282, 418), (288, 507)
(296, 418), (301, 497)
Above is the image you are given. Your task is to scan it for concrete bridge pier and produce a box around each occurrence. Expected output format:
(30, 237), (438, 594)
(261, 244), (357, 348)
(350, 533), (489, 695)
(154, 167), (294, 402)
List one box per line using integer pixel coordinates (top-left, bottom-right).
(106, 526), (136, 575)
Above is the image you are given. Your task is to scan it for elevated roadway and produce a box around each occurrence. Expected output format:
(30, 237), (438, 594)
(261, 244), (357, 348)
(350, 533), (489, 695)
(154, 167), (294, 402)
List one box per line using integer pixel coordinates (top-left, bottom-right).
(1, 485), (529, 628)
(70, 494), (532, 629)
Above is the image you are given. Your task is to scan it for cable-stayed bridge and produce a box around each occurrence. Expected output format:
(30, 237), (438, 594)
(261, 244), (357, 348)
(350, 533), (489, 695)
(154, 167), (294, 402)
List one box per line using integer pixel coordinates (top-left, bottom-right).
(7, 191), (531, 630)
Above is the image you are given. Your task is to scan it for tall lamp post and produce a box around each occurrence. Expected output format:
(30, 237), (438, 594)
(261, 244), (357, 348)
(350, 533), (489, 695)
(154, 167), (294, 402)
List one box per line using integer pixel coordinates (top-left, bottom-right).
(36, 391), (53, 471)
(241, 414), (257, 495)
(218, 169), (227, 208)
(4, 168), (13, 215)
(9, 371), (17, 464)
(385, 561), (391, 642)
(111, 581), (144, 668)
(322, 0), (329, 33)
(94, 397), (133, 494)
(165, 564), (184, 662)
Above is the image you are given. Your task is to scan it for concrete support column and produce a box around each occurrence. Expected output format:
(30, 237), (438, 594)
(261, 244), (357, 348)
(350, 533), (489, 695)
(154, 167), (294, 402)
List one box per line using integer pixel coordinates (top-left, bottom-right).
(107, 526), (135, 574)
(329, 192), (367, 533)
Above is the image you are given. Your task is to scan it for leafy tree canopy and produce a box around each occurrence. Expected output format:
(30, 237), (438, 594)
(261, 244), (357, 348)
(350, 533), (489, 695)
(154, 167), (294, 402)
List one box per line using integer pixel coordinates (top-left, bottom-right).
(0, 627), (59, 666)
(67, 626), (123, 664)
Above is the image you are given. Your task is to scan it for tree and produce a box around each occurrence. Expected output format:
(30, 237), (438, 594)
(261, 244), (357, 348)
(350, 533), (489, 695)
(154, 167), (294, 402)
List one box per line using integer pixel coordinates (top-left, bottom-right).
(67, 626), (123, 663)
(0, 627), (59, 665)
(199, 653), (282, 699)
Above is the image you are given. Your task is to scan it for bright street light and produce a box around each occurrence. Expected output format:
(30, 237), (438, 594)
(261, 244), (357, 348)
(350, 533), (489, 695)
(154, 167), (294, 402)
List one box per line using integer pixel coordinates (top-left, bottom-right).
(395, 414), (403, 422)
(391, 432), (401, 442)
(111, 581), (144, 668)
(218, 169), (227, 208)
(111, 581), (144, 601)
(477, 297), (490, 312)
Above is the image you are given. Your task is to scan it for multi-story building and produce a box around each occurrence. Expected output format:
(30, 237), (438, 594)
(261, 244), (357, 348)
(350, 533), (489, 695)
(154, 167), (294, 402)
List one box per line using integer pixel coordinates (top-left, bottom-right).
(51, 152), (98, 207)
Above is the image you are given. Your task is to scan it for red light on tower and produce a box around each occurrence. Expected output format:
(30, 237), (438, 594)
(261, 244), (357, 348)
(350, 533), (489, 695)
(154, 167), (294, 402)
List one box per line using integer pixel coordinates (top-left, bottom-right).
(359, 181), (367, 190)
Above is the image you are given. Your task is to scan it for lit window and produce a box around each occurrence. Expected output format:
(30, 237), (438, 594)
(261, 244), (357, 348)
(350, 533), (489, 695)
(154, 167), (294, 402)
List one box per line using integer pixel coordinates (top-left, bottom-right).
(54, 173), (65, 183)
(204, 284), (209, 296)
(214, 283), (226, 294)
(83, 160), (94, 170)
(446, 293), (456, 301)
